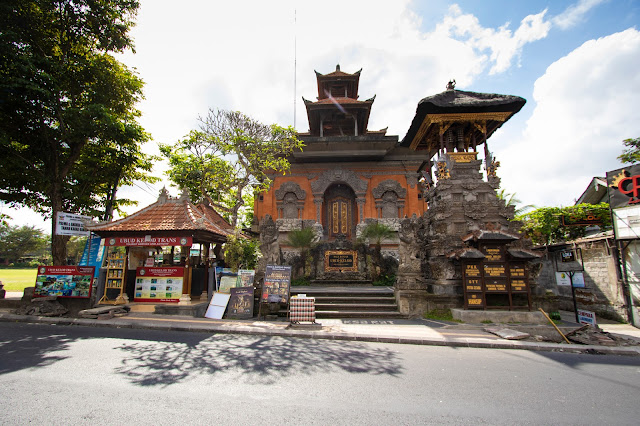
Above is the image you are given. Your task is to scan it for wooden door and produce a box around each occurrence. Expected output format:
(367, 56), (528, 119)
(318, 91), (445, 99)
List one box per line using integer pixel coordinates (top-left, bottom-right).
(329, 197), (351, 238)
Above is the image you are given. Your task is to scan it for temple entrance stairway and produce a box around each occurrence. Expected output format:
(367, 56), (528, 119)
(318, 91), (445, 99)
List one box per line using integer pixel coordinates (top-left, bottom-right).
(289, 285), (405, 319)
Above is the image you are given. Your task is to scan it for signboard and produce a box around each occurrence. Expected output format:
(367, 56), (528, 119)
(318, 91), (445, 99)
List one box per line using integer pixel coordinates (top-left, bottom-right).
(463, 278), (482, 292)
(561, 214), (603, 227)
(485, 279), (507, 292)
(105, 236), (193, 247)
(34, 266), (94, 298)
(237, 269), (255, 287)
(205, 292), (231, 319)
(556, 272), (572, 286)
(56, 212), (91, 236)
(577, 309), (596, 326)
(464, 263), (481, 277)
(134, 267), (184, 302)
(483, 263), (506, 278)
(480, 246), (504, 262)
(572, 272), (586, 288)
(611, 205), (640, 239)
(511, 279), (527, 292)
(79, 235), (105, 279)
(219, 273), (238, 293)
(262, 265), (292, 303)
(227, 286), (254, 319)
(325, 250), (358, 272)
(466, 293), (484, 307)
(607, 164), (640, 208)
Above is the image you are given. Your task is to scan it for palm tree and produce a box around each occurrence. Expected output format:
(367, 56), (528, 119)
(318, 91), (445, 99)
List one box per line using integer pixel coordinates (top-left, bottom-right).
(359, 222), (394, 280)
(287, 227), (316, 275)
(496, 189), (535, 216)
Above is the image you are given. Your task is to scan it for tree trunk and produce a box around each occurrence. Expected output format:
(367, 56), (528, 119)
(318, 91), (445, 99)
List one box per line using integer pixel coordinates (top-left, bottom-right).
(50, 183), (69, 265)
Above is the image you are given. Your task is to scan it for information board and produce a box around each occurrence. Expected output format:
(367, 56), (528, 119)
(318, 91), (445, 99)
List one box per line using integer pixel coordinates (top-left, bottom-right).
(483, 264), (506, 278)
(481, 246), (504, 262)
(34, 266), (94, 298)
(262, 265), (292, 303)
(134, 267), (184, 303)
(466, 293), (484, 307)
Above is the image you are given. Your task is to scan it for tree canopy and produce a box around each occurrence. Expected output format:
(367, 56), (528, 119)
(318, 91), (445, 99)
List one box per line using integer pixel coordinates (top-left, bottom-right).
(618, 137), (640, 164)
(160, 108), (302, 229)
(0, 1), (155, 263)
(0, 223), (49, 265)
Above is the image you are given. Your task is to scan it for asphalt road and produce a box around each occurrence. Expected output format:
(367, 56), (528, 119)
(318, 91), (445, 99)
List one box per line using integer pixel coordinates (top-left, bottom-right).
(1, 322), (638, 425)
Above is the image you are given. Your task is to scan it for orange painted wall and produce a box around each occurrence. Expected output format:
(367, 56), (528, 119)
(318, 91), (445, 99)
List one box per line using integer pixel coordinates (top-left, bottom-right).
(255, 163), (426, 224)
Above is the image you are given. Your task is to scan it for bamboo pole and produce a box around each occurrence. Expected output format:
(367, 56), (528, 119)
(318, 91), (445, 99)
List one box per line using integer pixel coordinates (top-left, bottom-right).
(539, 308), (571, 344)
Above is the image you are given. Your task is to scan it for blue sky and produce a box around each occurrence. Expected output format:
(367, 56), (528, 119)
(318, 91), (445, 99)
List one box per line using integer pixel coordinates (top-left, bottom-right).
(4, 0), (640, 229)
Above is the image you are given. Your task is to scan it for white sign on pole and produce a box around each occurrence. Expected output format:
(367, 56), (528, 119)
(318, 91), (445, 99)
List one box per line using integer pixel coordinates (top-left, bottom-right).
(577, 309), (596, 326)
(56, 212), (91, 236)
(572, 272), (585, 288)
(555, 272), (571, 286)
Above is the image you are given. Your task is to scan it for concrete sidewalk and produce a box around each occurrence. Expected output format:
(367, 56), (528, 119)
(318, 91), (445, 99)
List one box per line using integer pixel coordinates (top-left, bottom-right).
(1, 291), (639, 356)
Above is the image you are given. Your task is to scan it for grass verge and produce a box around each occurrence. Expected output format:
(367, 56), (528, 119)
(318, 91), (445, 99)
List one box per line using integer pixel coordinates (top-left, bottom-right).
(423, 308), (462, 322)
(0, 268), (37, 292)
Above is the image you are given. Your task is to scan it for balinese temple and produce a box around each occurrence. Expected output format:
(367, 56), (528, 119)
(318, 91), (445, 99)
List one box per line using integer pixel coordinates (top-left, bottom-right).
(254, 67), (536, 316)
(254, 65), (426, 245)
(88, 188), (233, 305)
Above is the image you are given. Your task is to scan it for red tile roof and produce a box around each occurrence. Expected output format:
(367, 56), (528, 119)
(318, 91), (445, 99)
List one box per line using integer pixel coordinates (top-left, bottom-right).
(88, 189), (233, 240)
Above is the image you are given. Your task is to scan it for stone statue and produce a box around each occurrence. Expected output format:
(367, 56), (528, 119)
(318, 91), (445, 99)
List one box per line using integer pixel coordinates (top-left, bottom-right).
(398, 216), (421, 274)
(259, 214), (280, 265)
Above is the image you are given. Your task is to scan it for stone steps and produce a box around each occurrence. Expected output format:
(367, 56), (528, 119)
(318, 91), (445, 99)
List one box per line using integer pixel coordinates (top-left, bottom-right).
(290, 285), (404, 319)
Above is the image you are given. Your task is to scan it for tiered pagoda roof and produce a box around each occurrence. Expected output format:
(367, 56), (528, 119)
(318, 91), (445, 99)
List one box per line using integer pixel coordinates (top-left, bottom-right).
(301, 65), (385, 137)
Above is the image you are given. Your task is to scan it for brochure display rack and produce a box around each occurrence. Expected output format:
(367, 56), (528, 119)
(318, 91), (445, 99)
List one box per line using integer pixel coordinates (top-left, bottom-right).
(99, 252), (127, 305)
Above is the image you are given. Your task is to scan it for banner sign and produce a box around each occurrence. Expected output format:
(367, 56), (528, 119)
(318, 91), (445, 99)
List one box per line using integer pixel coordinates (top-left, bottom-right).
(262, 265), (291, 304)
(56, 212), (91, 236)
(105, 236), (193, 247)
(79, 235), (105, 278)
(607, 164), (640, 208)
(134, 267), (184, 303)
(34, 266), (94, 298)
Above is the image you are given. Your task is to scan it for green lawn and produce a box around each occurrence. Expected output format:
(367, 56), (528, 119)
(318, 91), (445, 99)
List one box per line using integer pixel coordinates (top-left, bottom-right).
(0, 268), (38, 292)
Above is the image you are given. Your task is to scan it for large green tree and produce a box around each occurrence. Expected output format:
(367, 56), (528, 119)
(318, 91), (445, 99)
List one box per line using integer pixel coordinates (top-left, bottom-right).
(0, 1), (154, 264)
(618, 137), (640, 164)
(0, 223), (49, 264)
(160, 108), (302, 228)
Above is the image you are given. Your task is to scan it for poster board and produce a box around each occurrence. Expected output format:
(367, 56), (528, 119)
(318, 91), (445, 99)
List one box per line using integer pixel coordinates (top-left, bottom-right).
(227, 286), (254, 319)
(34, 266), (94, 298)
(134, 267), (184, 303)
(237, 269), (255, 287)
(79, 235), (105, 279)
(215, 267), (235, 291)
(262, 265), (292, 304)
(205, 292), (231, 319)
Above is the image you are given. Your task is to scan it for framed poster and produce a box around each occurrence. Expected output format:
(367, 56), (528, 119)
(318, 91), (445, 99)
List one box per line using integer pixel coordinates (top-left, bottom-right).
(227, 286), (254, 319)
(134, 267), (184, 303)
(262, 265), (292, 303)
(34, 266), (94, 298)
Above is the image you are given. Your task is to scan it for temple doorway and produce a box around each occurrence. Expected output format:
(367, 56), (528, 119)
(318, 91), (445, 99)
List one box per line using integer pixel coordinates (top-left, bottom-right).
(323, 183), (356, 239)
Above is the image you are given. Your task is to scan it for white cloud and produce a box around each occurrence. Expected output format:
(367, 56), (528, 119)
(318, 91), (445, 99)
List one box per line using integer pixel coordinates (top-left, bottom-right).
(552, 0), (607, 30)
(7, 1), (556, 229)
(434, 5), (550, 74)
(497, 28), (640, 208)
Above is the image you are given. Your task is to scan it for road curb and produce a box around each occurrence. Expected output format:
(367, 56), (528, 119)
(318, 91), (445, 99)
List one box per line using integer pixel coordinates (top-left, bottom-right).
(1, 312), (639, 356)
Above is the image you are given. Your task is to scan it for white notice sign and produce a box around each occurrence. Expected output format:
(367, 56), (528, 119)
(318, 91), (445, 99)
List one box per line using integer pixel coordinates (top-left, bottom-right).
(56, 212), (91, 236)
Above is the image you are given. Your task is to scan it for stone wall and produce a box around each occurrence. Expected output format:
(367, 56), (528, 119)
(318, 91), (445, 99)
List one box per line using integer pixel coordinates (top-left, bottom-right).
(533, 237), (628, 321)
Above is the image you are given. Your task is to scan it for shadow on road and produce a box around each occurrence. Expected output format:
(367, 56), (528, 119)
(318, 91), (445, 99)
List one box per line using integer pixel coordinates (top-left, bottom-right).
(116, 334), (404, 387)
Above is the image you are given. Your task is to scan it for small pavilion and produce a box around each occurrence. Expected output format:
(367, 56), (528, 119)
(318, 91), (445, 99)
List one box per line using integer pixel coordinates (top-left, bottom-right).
(88, 188), (233, 304)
